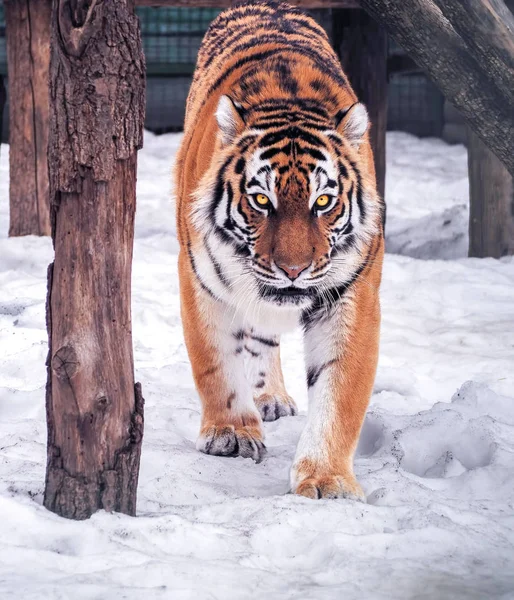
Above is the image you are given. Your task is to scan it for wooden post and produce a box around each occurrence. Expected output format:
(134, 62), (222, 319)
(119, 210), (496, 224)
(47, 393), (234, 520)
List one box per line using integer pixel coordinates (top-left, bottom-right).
(467, 0), (514, 258)
(5, 0), (51, 236)
(44, 0), (145, 520)
(0, 76), (6, 145)
(468, 130), (514, 258)
(333, 8), (388, 201)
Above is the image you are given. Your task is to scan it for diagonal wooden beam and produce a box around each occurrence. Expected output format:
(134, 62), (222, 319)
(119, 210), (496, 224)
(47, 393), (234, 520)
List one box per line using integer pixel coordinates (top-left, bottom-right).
(358, 0), (514, 176)
(431, 0), (514, 101)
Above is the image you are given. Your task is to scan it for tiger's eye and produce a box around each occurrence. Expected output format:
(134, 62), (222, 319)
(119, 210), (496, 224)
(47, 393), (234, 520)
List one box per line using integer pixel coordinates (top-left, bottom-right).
(256, 193), (270, 206)
(315, 194), (330, 208)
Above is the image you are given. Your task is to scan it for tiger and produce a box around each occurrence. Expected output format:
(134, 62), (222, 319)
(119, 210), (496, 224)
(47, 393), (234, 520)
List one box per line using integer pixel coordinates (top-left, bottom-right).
(174, 0), (385, 500)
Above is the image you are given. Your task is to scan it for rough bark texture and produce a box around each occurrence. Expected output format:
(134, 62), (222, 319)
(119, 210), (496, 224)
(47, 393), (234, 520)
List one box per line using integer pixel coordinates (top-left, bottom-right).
(358, 0), (514, 176)
(432, 0), (514, 102)
(333, 8), (387, 201)
(45, 0), (145, 520)
(468, 129), (514, 258)
(5, 0), (51, 237)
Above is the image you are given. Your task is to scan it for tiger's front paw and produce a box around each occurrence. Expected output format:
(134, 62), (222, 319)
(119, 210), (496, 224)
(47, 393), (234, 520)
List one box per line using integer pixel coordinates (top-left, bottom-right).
(291, 463), (365, 501)
(294, 475), (364, 500)
(254, 393), (298, 422)
(197, 423), (266, 463)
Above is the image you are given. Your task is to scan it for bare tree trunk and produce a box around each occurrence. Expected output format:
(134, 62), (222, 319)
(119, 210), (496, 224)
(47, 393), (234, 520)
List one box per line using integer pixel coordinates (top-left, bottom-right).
(5, 0), (51, 237)
(358, 0), (514, 176)
(468, 130), (514, 258)
(333, 8), (388, 201)
(44, 0), (145, 520)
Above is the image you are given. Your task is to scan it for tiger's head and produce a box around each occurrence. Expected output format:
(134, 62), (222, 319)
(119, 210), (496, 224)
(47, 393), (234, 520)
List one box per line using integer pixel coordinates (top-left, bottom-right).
(193, 96), (382, 310)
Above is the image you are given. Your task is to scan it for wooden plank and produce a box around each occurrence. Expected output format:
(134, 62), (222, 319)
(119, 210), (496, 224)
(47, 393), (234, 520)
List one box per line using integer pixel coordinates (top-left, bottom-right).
(135, 1), (360, 7)
(333, 8), (388, 201)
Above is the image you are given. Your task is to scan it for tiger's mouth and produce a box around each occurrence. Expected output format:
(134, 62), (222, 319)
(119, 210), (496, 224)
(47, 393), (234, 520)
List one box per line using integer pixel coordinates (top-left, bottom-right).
(258, 284), (315, 305)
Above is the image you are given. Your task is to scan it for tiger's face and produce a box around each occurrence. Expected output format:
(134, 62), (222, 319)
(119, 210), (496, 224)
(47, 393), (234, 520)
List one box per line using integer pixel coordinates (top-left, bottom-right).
(193, 96), (381, 310)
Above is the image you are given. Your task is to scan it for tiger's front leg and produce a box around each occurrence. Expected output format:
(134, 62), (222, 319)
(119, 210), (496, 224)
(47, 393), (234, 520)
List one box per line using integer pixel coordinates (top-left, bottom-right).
(291, 276), (381, 500)
(179, 253), (265, 462)
(242, 335), (298, 422)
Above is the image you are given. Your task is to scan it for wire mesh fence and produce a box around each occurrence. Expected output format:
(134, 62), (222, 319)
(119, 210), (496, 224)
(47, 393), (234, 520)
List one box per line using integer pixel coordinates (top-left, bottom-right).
(140, 7), (220, 74)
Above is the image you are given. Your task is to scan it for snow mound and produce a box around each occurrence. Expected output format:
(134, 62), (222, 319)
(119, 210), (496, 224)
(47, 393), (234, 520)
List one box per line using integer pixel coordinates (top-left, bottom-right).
(363, 382), (513, 503)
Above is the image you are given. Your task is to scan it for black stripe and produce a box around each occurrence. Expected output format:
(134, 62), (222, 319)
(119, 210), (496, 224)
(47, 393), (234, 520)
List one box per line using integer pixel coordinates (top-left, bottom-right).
(238, 135), (258, 152)
(258, 126), (325, 149)
(247, 176), (264, 188)
(348, 158), (366, 224)
(235, 157), (246, 174)
(249, 334), (279, 347)
(260, 144), (291, 160)
(380, 200), (386, 232)
(187, 242), (217, 299)
(338, 160), (349, 180)
(244, 345), (260, 358)
(253, 106), (330, 127)
(252, 120), (290, 129)
(307, 360), (336, 387)
(296, 146), (325, 161)
(331, 182), (353, 235)
(205, 236), (231, 289)
(209, 156), (233, 223)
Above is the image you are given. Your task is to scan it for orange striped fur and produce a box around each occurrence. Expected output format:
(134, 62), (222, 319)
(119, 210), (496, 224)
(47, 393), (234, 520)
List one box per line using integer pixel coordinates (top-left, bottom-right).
(175, 0), (385, 499)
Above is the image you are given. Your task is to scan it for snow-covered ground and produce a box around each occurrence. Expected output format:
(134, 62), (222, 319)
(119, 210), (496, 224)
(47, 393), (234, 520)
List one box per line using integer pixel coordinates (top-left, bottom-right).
(1, 132), (513, 599)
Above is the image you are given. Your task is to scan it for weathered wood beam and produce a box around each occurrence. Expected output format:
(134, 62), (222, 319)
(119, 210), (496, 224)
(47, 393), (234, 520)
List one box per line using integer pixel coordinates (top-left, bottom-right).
(358, 0), (514, 176)
(431, 0), (514, 101)
(135, 0), (360, 7)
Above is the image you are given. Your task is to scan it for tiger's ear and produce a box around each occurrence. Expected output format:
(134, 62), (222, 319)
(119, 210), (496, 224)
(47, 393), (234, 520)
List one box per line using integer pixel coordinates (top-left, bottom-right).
(335, 102), (369, 147)
(216, 95), (245, 145)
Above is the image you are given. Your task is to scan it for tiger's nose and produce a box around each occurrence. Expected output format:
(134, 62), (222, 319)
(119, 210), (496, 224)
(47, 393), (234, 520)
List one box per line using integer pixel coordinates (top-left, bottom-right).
(275, 260), (311, 281)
